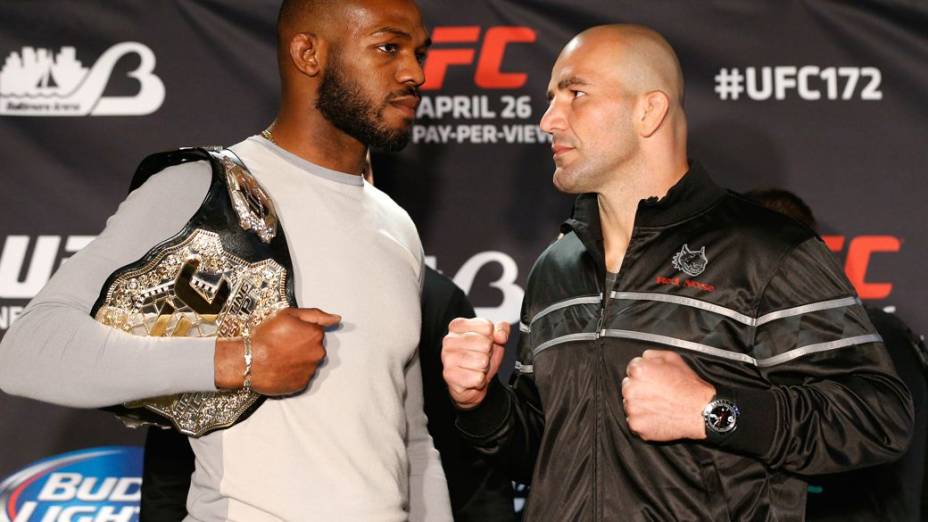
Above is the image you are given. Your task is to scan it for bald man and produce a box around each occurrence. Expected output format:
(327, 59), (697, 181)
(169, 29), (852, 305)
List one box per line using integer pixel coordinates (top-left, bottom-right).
(0, 0), (453, 520)
(442, 25), (913, 520)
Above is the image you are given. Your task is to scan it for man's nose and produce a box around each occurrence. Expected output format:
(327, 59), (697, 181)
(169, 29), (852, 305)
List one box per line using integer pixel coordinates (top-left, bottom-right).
(397, 54), (425, 87)
(540, 98), (565, 134)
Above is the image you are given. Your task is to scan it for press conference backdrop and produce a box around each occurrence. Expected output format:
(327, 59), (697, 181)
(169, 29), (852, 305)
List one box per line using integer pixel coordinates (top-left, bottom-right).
(0, 0), (925, 518)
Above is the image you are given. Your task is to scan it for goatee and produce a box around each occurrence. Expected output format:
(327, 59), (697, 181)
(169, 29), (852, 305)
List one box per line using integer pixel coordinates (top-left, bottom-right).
(315, 56), (415, 152)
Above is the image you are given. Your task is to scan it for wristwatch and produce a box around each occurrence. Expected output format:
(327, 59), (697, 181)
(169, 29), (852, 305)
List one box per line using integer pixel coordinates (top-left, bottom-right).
(703, 397), (740, 436)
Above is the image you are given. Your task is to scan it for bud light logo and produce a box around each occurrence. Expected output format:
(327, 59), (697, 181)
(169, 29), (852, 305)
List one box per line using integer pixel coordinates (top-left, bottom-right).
(0, 447), (142, 522)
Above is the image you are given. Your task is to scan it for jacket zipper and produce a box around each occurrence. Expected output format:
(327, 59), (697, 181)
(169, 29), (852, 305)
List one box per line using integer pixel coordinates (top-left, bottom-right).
(594, 307), (605, 521)
(594, 229), (636, 521)
(593, 275), (611, 521)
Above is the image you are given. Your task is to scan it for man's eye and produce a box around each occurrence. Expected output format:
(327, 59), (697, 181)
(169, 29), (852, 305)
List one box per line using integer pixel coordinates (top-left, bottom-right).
(377, 43), (399, 54)
(572, 90), (587, 98)
(415, 52), (427, 65)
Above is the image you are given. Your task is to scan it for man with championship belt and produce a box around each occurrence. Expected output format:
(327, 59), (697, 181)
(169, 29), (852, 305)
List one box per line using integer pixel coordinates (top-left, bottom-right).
(0, 0), (452, 521)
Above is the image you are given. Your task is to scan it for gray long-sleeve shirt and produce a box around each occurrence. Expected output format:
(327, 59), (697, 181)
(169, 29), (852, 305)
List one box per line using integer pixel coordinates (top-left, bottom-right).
(0, 160), (216, 406)
(0, 136), (452, 522)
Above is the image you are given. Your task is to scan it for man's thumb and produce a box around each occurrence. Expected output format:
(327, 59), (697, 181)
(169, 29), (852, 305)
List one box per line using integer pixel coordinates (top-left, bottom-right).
(293, 307), (342, 326)
(493, 321), (511, 345)
(488, 343), (505, 379)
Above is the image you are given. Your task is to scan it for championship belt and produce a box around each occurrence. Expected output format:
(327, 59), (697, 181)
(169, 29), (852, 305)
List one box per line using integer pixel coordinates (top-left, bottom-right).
(91, 147), (296, 437)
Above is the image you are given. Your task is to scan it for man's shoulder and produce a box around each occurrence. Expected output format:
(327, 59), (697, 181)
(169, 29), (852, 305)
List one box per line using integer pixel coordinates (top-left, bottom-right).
(521, 232), (592, 313)
(530, 231), (586, 274)
(123, 145), (227, 204)
(124, 158), (213, 206)
(710, 190), (818, 254)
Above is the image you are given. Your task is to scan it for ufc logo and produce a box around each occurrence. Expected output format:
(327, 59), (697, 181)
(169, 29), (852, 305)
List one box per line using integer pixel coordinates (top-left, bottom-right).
(822, 235), (901, 299)
(422, 26), (536, 91)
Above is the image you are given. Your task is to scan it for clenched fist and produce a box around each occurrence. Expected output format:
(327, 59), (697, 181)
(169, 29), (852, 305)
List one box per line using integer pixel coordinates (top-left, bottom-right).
(215, 307), (341, 396)
(621, 350), (715, 441)
(441, 318), (510, 410)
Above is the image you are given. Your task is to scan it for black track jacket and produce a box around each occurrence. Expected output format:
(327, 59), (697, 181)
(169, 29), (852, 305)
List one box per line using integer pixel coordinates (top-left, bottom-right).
(456, 163), (913, 521)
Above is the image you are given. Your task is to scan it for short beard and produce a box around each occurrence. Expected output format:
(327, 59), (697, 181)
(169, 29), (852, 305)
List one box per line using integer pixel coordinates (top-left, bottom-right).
(315, 54), (414, 152)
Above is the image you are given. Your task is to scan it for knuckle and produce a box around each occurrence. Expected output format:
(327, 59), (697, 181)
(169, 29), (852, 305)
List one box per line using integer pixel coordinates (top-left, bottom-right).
(446, 368), (467, 387)
(443, 355), (460, 371)
(451, 333), (473, 348)
(470, 318), (494, 336)
(442, 350), (463, 368)
(624, 401), (637, 416)
(308, 324), (324, 340)
(467, 372), (485, 389)
(461, 332), (491, 351)
(472, 352), (490, 370)
(622, 385), (635, 401)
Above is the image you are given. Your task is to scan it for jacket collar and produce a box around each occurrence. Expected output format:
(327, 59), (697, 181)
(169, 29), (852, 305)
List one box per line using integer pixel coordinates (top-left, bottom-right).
(561, 161), (727, 241)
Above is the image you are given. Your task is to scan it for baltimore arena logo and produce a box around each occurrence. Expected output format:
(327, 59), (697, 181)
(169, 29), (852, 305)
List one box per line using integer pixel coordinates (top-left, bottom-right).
(0, 43), (164, 117)
(0, 446), (142, 522)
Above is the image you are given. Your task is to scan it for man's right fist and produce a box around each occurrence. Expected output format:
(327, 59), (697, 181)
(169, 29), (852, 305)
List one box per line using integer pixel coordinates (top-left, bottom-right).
(441, 318), (510, 410)
(215, 307), (341, 396)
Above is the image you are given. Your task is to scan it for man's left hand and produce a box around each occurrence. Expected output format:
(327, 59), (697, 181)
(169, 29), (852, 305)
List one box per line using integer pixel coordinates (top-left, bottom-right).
(622, 350), (716, 441)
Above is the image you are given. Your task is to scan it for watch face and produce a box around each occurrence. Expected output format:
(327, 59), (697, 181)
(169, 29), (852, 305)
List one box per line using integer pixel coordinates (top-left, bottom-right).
(706, 400), (739, 434)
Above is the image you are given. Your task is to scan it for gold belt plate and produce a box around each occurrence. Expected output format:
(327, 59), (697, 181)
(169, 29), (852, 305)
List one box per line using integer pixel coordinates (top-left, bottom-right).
(95, 229), (288, 436)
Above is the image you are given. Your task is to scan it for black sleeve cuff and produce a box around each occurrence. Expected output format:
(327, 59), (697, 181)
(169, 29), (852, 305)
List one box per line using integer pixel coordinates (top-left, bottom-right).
(705, 385), (778, 458)
(454, 378), (512, 440)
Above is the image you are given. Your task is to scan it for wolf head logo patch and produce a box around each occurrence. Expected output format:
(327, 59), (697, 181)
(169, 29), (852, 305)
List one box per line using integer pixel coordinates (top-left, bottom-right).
(672, 244), (708, 277)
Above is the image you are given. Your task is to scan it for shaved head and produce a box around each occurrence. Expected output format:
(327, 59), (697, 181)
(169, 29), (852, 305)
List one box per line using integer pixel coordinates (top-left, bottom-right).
(541, 23), (689, 195)
(277, 0), (338, 39)
(275, 0), (425, 82)
(276, 0), (339, 75)
(562, 24), (684, 105)
(270, 0), (428, 163)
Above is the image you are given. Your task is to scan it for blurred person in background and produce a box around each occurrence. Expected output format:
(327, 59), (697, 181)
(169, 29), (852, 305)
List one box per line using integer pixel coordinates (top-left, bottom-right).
(747, 187), (928, 522)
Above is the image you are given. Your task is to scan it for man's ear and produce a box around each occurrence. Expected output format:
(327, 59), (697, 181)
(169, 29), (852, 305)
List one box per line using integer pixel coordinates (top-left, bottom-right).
(638, 90), (671, 138)
(289, 32), (323, 77)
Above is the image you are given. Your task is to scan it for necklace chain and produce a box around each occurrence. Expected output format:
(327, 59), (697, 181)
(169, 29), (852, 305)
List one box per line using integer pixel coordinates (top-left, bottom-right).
(261, 123), (368, 179)
(261, 127), (275, 144)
